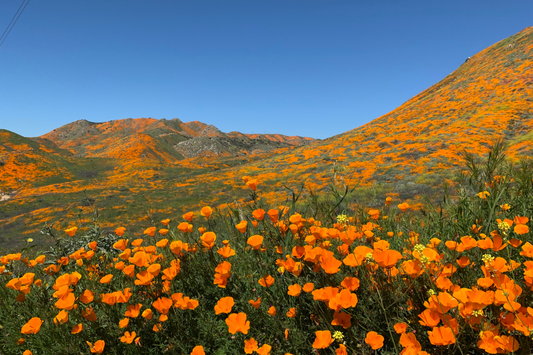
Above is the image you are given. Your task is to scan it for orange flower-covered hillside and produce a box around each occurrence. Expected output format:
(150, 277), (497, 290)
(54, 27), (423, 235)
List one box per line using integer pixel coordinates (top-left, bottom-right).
(1, 143), (533, 355)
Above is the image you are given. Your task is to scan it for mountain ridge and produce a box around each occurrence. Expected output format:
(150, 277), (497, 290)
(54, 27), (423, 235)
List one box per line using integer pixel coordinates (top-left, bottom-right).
(40, 117), (316, 161)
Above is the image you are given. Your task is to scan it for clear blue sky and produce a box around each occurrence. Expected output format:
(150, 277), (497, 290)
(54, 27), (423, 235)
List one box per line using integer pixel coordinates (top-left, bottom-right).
(0, 0), (531, 139)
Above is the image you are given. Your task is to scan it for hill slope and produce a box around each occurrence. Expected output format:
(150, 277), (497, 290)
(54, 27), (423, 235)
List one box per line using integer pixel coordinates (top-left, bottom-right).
(0, 129), (82, 192)
(224, 26), (533, 200)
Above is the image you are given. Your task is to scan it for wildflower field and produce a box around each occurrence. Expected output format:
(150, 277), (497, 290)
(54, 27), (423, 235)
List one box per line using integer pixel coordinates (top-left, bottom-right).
(1, 143), (533, 355)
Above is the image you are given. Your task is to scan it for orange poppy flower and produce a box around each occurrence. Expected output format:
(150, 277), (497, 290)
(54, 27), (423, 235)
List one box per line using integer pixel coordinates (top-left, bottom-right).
(478, 331), (519, 353)
(153, 297), (173, 315)
(225, 312), (250, 334)
(428, 326), (456, 345)
(257, 344), (271, 355)
(252, 209), (265, 221)
(215, 261), (232, 277)
(335, 344), (348, 355)
(267, 209), (279, 223)
(397, 203), (409, 212)
(119, 318), (129, 328)
(100, 274), (113, 284)
(244, 338), (258, 354)
(88, 241), (97, 251)
(134, 271), (154, 286)
(312, 330), (333, 349)
(303, 282), (315, 293)
(286, 308), (297, 318)
(71, 323), (83, 334)
(79, 290), (94, 304)
(418, 309), (441, 327)
(368, 209), (380, 220)
(178, 222), (189, 233)
(21, 317), (43, 334)
(373, 249), (402, 268)
(64, 226), (78, 237)
(246, 179), (258, 191)
(217, 245), (236, 258)
(155, 239), (169, 248)
(143, 227), (156, 237)
(170, 240), (189, 255)
(115, 227), (126, 237)
(267, 306), (276, 316)
(329, 289), (358, 311)
(235, 221), (248, 233)
(182, 211), (194, 221)
(125, 303), (142, 318)
(121, 331), (137, 344)
(121, 264), (134, 278)
(248, 297), (261, 309)
(289, 213), (302, 224)
(394, 322), (408, 333)
(521, 242), (533, 257)
(129, 251), (149, 267)
(331, 311), (351, 329)
(162, 265), (180, 281)
(456, 256), (470, 268)
(365, 331), (384, 350)
(200, 232), (216, 249)
(55, 293), (76, 310)
(215, 297), (234, 315)
(258, 275), (275, 287)
(515, 224), (529, 235)
(287, 284), (302, 297)
(142, 309), (153, 320)
(86, 340), (105, 354)
(200, 206), (212, 218)
(399, 332), (422, 354)
(340, 277), (360, 291)
(247, 235), (264, 250)
(425, 292), (458, 314)
(191, 345), (205, 355)
(101, 293), (117, 306)
(320, 250), (342, 274)
(82, 307), (97, 322)
(147, 263), (161, 276)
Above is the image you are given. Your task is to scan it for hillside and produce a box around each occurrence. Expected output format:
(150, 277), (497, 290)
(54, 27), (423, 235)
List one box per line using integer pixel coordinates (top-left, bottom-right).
(1, 27), (533, 250)
(40, 118), (315, 160)
(217, 26), (533, 201)
(0, 129), (99, 192)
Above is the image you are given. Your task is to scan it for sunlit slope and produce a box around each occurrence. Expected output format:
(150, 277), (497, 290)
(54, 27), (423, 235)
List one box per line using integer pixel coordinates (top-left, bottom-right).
(0, 129), (81, 191)
(220, 27), (533, 199)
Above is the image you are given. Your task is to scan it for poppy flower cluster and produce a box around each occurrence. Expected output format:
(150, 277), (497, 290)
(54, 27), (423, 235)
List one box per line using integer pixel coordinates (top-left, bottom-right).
(1, 174), (532, 355)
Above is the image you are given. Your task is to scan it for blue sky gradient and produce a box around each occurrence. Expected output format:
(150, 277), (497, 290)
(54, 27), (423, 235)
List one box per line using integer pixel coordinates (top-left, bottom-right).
(0, 0), (531, 139)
